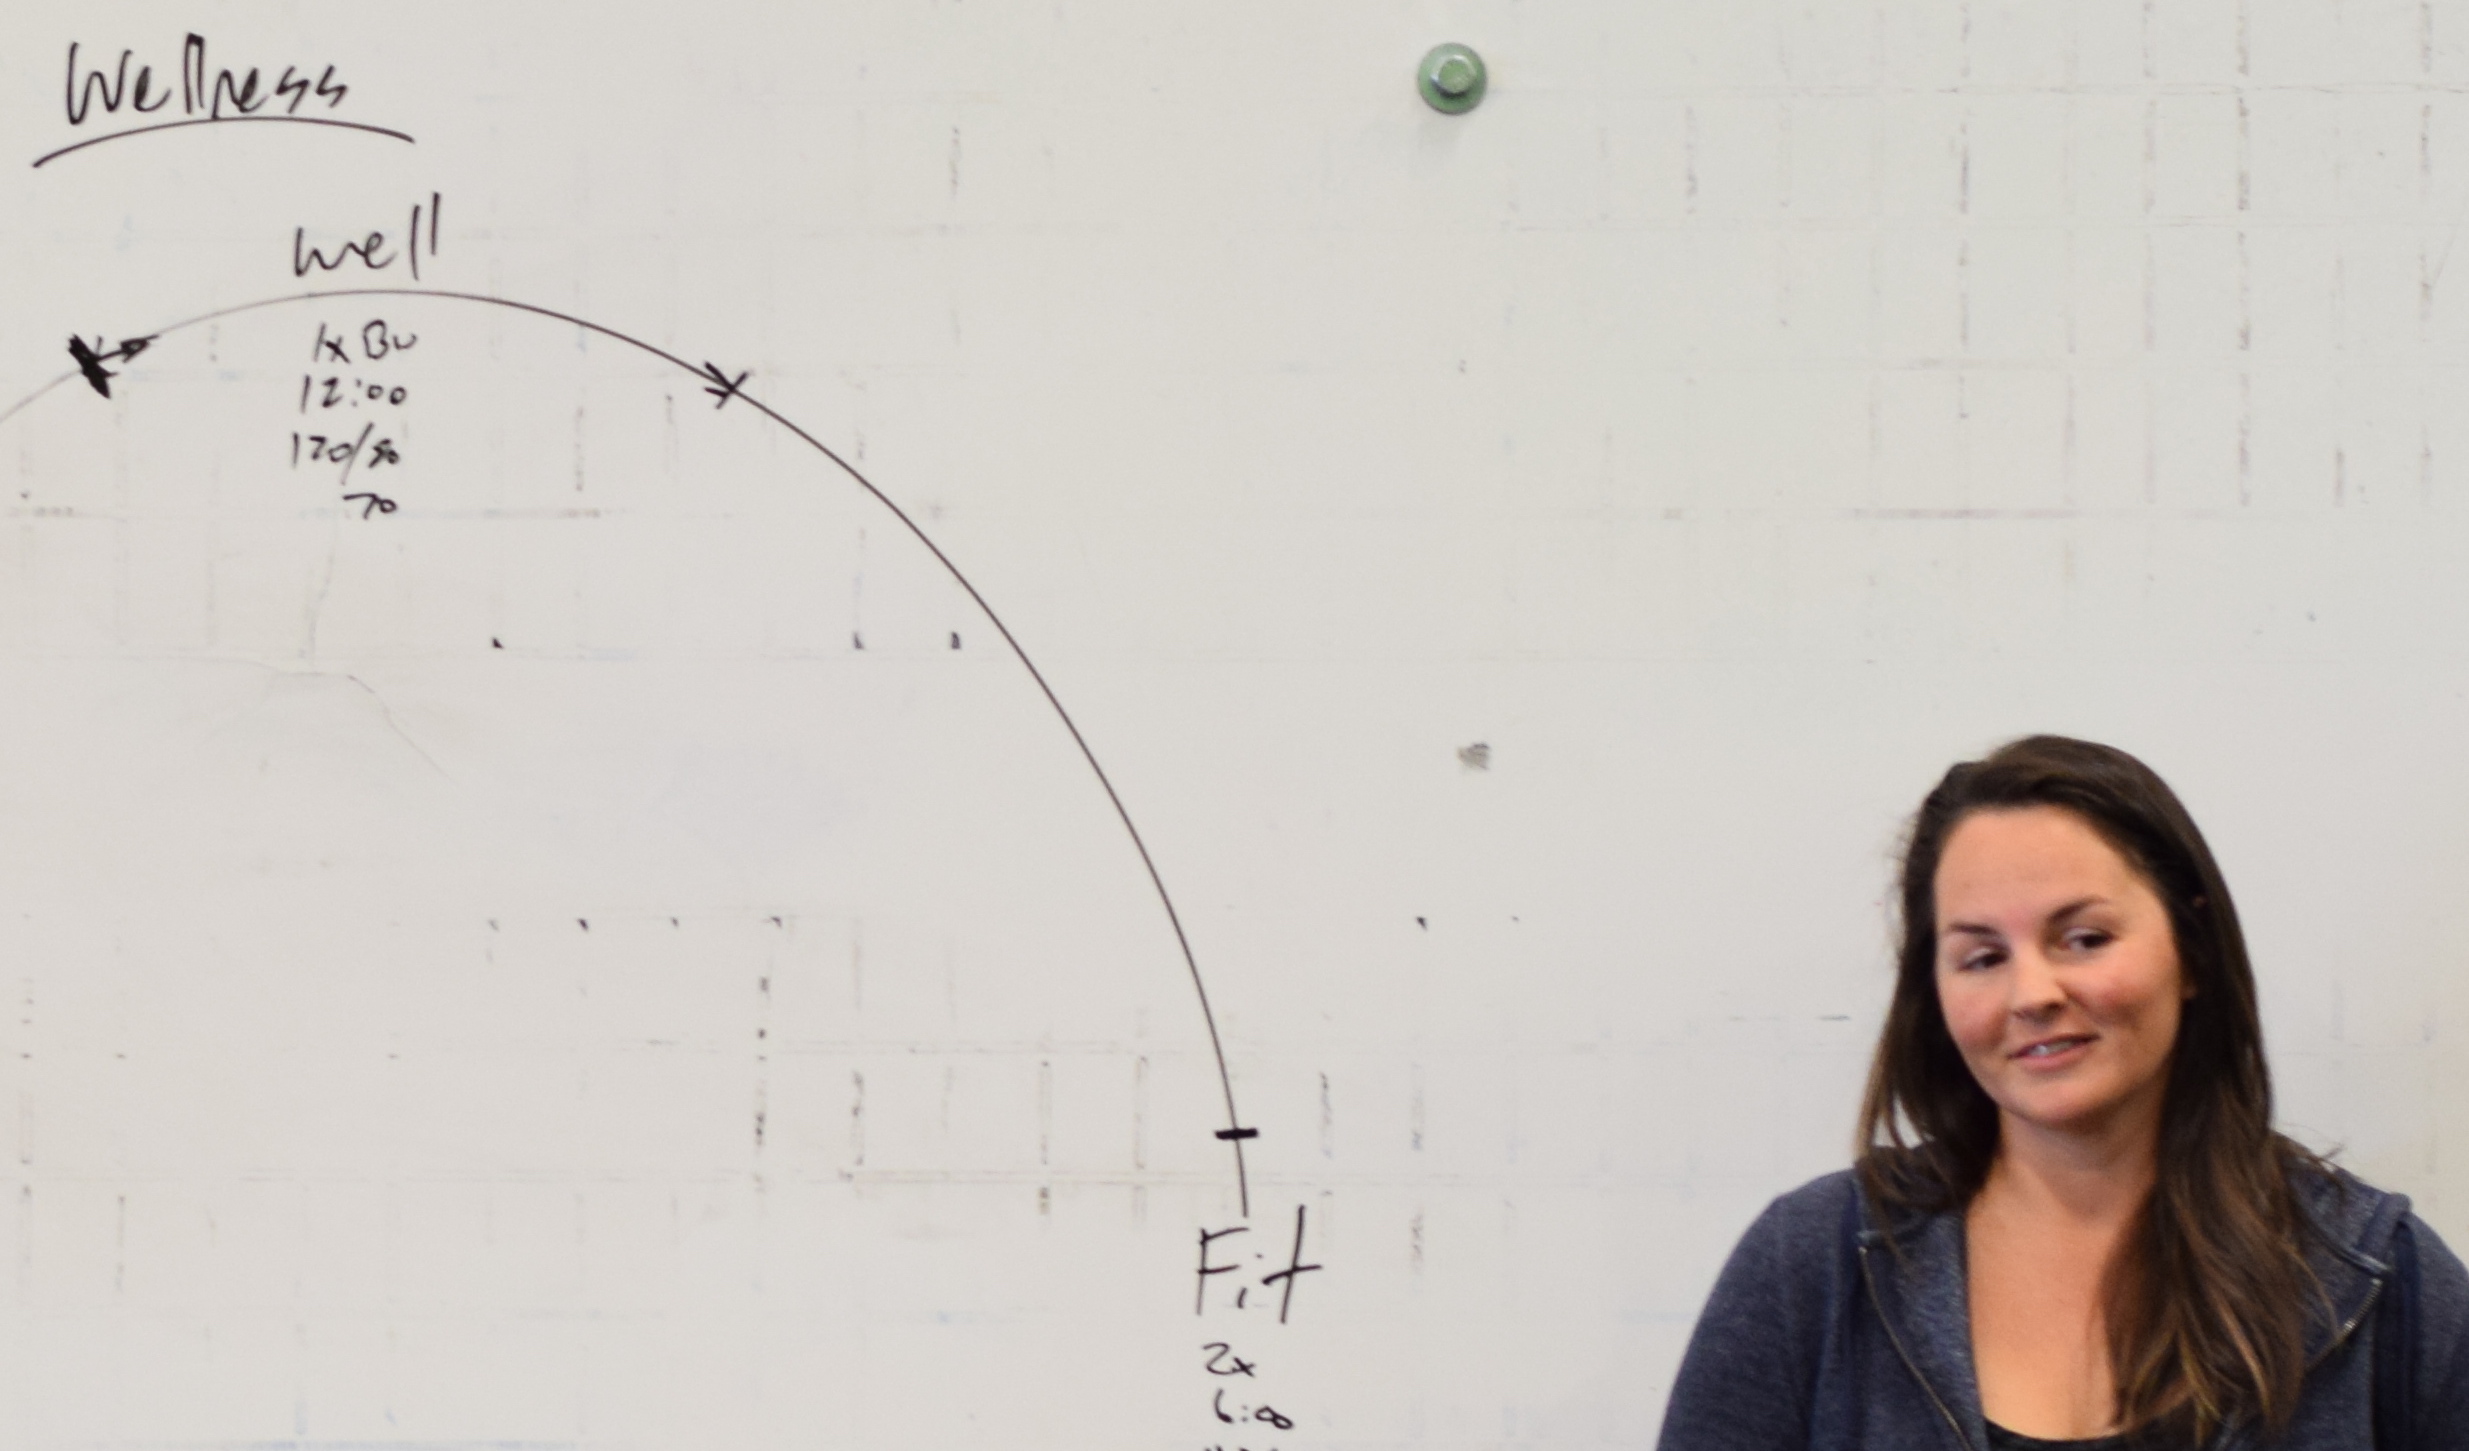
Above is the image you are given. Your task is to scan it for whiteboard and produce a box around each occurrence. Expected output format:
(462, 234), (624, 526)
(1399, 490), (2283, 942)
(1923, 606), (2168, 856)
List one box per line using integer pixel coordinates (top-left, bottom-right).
(2, 3), (2465, 1447)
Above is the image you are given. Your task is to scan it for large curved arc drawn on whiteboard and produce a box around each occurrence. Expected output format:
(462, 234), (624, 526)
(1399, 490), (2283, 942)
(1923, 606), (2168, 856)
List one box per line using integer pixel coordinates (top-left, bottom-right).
(2, 284), (1254, 1215)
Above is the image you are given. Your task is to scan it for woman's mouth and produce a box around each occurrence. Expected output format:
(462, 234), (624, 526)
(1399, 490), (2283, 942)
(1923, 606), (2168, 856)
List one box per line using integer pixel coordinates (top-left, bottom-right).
(2012, 1035), (2094, 1064)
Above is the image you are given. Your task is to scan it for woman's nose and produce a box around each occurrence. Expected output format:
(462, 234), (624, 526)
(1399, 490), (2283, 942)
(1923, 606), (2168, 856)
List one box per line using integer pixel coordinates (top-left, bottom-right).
(2009, 948), (2065, 1015)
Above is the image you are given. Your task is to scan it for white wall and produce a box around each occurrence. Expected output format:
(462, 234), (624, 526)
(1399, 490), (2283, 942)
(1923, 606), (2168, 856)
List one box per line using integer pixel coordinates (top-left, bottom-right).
(3, 1), (2467, 1446)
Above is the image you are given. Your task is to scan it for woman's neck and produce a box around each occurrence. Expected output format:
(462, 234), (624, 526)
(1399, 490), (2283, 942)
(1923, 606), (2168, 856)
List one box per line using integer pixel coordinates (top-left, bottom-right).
(1982, 1103), (2161, 1229)
(1965, 1107), (2164, 1439)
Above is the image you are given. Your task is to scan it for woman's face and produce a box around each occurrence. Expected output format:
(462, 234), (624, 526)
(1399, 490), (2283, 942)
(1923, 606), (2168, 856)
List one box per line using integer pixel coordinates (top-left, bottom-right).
(1932, 805), (2190, 1143)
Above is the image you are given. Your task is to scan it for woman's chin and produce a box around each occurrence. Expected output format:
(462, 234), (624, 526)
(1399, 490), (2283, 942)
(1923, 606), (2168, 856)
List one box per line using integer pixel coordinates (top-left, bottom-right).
(1993, 1084), (2161, 1146)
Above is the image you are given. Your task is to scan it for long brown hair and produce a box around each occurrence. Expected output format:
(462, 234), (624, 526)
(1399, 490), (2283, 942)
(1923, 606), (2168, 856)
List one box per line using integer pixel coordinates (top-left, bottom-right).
(1856, 735), (2327, 1441)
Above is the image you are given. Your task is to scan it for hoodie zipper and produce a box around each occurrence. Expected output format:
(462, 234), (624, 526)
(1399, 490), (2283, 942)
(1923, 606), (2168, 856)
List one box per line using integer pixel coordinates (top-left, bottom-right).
(1860, 1240), (1979, 1451)
(2193, 1269), (2389, 1451)
(2317, 1269), (2387, 1368)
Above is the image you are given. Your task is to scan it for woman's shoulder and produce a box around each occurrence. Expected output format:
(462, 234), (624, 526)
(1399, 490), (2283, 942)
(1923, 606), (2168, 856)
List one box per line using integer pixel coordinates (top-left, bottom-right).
(1665, 1170), (1878, 1447)
(2281, 1153), (2469, 1339)
(1706, 1152), (1982, 1311)
(1740, 1166), (1865, 1246)
(1683, 1171), (1876, 1374)
(1766, 1164), (1866, 1218)
(1719, 1165), (1893, 1281)
(2285, 1151), (2431, 1263)
(2289, 1156), (2469, 1435)
(1740, 1152), (1961, 1239)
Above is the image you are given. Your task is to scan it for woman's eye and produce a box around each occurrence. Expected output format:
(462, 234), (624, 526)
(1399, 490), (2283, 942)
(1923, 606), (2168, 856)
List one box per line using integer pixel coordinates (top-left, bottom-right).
(1958, 950), (2003, 972)
(2064, 930), (2113, 952)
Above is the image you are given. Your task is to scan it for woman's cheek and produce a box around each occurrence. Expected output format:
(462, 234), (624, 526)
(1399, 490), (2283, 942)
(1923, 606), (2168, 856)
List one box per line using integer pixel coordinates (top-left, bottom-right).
(2070, 963), (2155, 1029)
(1937, 976), (2001, 1058)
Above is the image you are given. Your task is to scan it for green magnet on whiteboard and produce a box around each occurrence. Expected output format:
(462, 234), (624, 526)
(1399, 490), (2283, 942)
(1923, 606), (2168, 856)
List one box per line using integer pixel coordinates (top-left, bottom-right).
(1418, 43), (1487, 114)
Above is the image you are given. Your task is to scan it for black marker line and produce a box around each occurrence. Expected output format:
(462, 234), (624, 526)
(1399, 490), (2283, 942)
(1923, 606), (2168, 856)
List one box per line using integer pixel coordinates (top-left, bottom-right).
(0, 285), (1257, 1216)
(0, 370), (77, 430)
(65, 337), (115, 398)
(31, 115), (415, 169)
(333, 420), (375, 489)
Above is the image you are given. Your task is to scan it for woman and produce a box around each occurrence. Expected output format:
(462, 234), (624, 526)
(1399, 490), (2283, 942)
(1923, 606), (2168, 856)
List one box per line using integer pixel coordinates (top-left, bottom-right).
(1657, 736), (2469, 1449)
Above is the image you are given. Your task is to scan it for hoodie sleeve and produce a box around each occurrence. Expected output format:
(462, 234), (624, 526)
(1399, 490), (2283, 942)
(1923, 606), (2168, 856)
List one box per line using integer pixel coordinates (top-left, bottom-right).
(1656, 1177), (1848, 1451)
(2409, 1212), (2469, 1443)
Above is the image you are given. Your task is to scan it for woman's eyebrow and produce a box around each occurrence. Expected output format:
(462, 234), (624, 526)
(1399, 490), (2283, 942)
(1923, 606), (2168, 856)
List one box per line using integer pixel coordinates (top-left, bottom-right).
(2048, 896), (2110, 922)
(1940, 896), (2113, 938)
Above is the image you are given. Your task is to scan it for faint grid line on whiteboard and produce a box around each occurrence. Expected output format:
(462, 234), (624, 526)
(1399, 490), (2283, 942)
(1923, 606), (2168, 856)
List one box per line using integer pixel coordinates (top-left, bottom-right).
(54, 1442), (576, 1451)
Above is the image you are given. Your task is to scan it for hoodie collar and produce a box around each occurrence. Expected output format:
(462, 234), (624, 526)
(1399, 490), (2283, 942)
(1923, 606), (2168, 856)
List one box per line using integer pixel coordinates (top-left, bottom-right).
(1857, 1196), (1988, 1451)
(2290, 1165), (2407, 1364)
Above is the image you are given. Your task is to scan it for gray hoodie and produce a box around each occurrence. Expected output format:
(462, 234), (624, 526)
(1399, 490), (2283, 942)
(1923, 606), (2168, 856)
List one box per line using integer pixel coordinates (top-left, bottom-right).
(1657, 1166), (2469, 1449)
